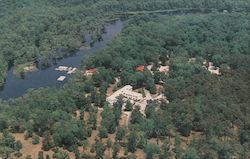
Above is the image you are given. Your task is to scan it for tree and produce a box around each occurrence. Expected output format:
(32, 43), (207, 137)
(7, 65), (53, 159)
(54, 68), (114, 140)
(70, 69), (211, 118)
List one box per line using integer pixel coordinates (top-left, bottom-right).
(88, 110), (97, 130)
(25, 122), (33, 138)
(113, 96), (124, 125)
(101, 105), (116, 133)
(84, 80), (95, 93)
(127, 130), (137, 153)
(130, 107), (143, 124)
(73, 145), (80, 159)
(2, 131), (16, 150)
(42, 132), (53, 151)
(99, 126), (108, 139)
(106, 139), (113, 157)
(160, 138), (170, 159)
(125, 100), (133, 111)
(144, 144), (160, 159)
(178, 120), (192, 137)
(137, 131), (147, 149)
(80, 109), (85, 120)
(218, 143), (233, 159)
(0, 118), (7, 132)
(95, 140), (106, 159)
(146, 78), (156, 94)
(38, 151), (44, 159)
(145, 101), (156, 118)
(112, 142), (121, 159)
(211, 54), (224, 67)
(239, 129), (250, 144)
(183, 147), (200, 159)
(14, 140), (22, 152)
(92, 72), (103, 87)
(32, 135), (40, 145)
(53, 150), (69, 159)
(175, 134), (182, 159)
(46, 154), (50, 159)
(129, 72), (145, 88)
(116, 127), (126, 143)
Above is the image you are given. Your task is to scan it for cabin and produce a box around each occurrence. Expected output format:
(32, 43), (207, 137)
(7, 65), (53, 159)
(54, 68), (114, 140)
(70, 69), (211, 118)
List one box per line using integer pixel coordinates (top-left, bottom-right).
(135, 65), (145, 72)
(203, 61), (221, 75)
(85, 68), (98, 76)
(107, 85), (169, 120)
(159, 65), (170, 73)
(207, 62), (221, 75)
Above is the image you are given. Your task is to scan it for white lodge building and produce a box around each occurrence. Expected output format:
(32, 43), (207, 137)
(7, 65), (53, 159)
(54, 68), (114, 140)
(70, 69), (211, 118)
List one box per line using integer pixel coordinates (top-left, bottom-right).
(107, 85), (143, 105)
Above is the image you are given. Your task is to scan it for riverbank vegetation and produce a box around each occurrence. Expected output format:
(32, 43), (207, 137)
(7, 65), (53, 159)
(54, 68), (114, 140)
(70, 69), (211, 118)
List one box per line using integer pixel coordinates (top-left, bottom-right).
(0, 0), (250, 159)
(14, 62), (37, 74)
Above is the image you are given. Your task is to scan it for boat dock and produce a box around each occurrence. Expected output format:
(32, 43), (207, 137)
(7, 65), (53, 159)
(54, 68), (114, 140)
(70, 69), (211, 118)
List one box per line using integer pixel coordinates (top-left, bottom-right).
(55, 66), (77, 74)
(57, 76), (66, 81)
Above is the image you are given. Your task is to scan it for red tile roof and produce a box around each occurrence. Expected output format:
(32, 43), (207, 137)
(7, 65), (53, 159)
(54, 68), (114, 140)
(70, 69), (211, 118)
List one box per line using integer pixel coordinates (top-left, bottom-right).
(135, 65), (145, 72)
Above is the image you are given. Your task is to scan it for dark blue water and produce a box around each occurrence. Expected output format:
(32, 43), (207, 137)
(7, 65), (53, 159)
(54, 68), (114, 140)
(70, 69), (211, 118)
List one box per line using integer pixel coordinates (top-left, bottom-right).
(0, 20), (123, 100)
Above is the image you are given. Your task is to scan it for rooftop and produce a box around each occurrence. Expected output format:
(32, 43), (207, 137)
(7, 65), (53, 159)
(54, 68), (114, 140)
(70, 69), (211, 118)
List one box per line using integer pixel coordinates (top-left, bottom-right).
(135, 65), (145, 72)
(85, 68), (97, 73)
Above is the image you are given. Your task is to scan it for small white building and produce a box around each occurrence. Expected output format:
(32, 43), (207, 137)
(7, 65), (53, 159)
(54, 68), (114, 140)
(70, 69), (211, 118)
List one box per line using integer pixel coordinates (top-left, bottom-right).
(205, 62), (221, 75)
(159, 65), (170, 73)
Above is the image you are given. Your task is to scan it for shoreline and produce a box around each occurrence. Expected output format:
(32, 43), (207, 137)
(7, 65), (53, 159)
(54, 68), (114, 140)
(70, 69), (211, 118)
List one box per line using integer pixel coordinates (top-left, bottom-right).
(13, 62), (38, 75)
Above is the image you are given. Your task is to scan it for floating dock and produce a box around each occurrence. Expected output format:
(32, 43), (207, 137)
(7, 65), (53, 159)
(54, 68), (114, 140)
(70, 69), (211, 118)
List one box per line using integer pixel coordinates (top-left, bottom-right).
(55, 66), (77, 74)
(67, 68), (77, 74)
(57, 76), (66, 81)
(55, 66), (68, 71)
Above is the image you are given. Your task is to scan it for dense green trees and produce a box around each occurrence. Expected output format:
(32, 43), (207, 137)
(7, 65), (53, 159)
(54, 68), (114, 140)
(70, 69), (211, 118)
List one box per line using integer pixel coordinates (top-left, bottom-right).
(0, 1), (249, 158)
(1, 0), (249, 86)
(101, 105), (117, 134)
(0, 131), (22, 158)
(84, 12), (249, 158)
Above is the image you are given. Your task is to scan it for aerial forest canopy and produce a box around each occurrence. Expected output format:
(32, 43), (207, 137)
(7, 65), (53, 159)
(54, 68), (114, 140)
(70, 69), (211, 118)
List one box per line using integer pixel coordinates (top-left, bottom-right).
(0, 0), (249, 86)
(0, 0), (250, 158)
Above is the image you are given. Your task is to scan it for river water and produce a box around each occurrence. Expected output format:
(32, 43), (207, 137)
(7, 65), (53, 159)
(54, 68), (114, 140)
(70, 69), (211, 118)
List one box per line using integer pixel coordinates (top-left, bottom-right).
(0, 20), (123, 100)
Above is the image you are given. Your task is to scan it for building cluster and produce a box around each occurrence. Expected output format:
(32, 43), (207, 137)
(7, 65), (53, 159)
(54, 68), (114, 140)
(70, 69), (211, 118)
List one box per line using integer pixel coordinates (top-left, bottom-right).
(107, 85), (143, 105)
(107, 85), (168, 122)
(203, 61), (221, 75)
(188, 58), (221, 75)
